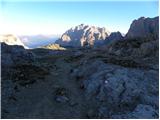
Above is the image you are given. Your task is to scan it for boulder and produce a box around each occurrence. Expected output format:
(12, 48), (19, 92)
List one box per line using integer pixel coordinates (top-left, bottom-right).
(72, 60), (158, 118)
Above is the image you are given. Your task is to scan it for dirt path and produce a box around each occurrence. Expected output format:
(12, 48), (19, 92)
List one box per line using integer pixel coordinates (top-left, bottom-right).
(23, 60), (86, 118)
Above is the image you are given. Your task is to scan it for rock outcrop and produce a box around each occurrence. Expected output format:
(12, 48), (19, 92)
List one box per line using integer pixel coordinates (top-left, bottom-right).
(0, 34), (28, 48)
(1, 43), (35, 79)
(41, 43), (66, 50)
(1, 43), (34, 68)
(125, 16), (159, 39)
(55, 24), (110, 47)
(72, 58), (158, 118)
(106, 37), (159, 63)
(105, 31), (124, 44)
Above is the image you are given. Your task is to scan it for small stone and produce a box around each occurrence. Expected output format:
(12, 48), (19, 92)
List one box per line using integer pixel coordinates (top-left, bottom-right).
(69, 100), (78, 106)
(15, 77), (19, 81)
(55, 96), (69, 103)
(55, 88), (66, 96)
(54, 73), (59, 76)
(20, 74), (24, 77)
(80, 84), (84, 89)
(104, 80), (108, 84)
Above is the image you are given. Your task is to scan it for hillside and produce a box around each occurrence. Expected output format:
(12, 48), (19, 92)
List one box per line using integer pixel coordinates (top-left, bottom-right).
(1, 16), (159, 119)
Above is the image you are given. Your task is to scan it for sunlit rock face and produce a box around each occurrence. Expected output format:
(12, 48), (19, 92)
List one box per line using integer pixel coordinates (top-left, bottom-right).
(41, 43), (66, 50)
(55, 24), (110, 47)
(0, 34), (28, 48)
(125, 16), (159, 39)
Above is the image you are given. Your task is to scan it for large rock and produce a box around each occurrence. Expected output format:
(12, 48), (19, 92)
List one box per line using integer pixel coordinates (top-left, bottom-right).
(125, 16), (159, 39)
(112, 104), (158, 118)
(1, 43), (35, 78)
(0, 34), (28, 48)
(72, 60), (158, 118)
(55, 24), (110, 47)
(106, 17), (159, 59)
(107, 37), (159, 59)
(1, 43), (34, 67)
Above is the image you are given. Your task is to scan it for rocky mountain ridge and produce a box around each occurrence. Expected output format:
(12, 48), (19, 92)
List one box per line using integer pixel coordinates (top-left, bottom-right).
(1, 16), (159, 119)
(55, 24), (110, 47)
(1, 16), (158, 49)
(56, 16), (158, 47)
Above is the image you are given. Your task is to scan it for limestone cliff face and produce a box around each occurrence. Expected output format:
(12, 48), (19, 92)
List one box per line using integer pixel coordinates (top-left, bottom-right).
(55, 24), (110, 47)
(125, 16), (159, 39)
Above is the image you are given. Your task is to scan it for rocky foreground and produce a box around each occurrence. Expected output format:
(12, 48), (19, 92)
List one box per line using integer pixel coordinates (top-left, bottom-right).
(1, 35), (159, 118)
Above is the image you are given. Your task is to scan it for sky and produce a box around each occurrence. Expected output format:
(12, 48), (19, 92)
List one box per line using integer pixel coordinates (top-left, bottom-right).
(0, 0), (159, 35)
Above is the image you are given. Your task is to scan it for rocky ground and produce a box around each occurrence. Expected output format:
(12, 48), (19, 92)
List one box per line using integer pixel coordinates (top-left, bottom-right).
(1, 37), (159, 118)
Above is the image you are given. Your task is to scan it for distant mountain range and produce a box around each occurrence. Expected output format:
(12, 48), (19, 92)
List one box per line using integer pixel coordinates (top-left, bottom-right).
(19, 34), (60, 48)
(56, 16), (159, 47)
(0, 16), (159, 49)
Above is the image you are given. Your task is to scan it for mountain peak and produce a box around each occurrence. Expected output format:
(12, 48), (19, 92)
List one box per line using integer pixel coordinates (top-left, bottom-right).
(56, 24), (110, 47)
(126, 16), (159, 39)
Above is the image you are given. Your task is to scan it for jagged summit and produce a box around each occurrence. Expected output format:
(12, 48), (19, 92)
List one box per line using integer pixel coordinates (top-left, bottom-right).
(55, 24), (110, 47)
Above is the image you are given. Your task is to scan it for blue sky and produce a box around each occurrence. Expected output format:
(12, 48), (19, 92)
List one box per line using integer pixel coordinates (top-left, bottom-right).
(0, 0), (158, 35)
